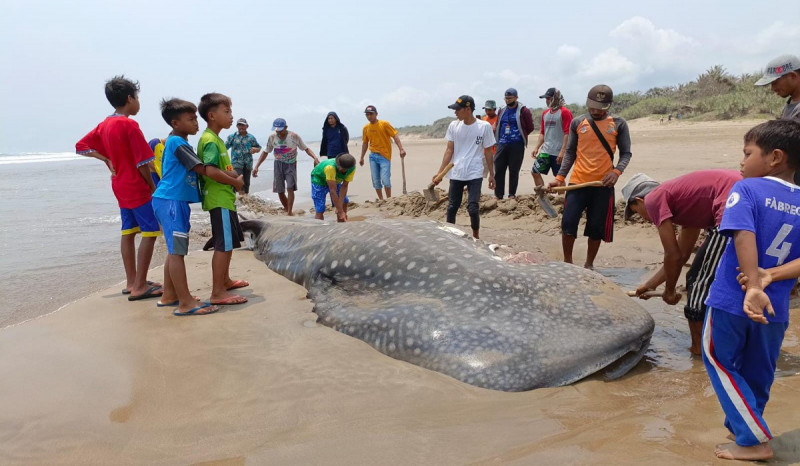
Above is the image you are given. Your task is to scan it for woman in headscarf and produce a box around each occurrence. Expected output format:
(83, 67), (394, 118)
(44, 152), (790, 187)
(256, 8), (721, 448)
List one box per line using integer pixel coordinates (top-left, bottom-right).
(320, 112), (350, 159)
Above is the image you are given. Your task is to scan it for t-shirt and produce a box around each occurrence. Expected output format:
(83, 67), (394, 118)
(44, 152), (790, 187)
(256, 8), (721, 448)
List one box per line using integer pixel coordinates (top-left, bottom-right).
(362, 120), (397, 160)
(644, 170), (741, 228)
(540, 107), (573, 155)
(75, 115), (154, 209)
(266, 131), (307, 164)
(498, 106), (522, 145)
(225, 132), (261, 170)
(705, 177), (800, 323)
(782, 100), (800, 121)
(197, 128), (236, 211)
(311, 158), (355, 186)
(153, 135), (202, 203)
(482, 115), (498, 154)
(560, 114), (632, 185)
(445, 119), (496, 181)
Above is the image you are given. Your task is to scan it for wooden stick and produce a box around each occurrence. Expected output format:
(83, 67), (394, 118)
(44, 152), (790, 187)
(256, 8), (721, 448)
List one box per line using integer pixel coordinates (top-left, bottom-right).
(550, 181), (605, 192)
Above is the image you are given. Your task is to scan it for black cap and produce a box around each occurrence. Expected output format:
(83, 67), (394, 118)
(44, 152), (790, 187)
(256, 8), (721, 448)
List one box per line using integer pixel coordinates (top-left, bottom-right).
(364, 105), (377, 114)
(447, 95), (475, 110)
(586, 84), (613, 110)
(539, 87), (556, 99)
(504, 88), (518, 97)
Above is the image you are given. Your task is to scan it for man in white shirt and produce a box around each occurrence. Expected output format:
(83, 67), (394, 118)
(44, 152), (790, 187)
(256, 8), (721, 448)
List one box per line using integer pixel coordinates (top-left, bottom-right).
(432, 95), (496, 239)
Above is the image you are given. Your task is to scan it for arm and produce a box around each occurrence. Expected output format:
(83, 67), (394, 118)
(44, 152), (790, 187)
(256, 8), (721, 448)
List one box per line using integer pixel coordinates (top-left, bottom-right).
(328, 179), (346, 221)
(549, 120), (578, 189)
(250, 135), (261, 154)
(484, 146), (496, 190)
(532, 133), (544, 157)
(204, 164), (244, 191)
(392, 134), (406, 158)
(305, 147), (320, 165)
(253, 137), (273, 177)
(734, 230), (774, 323)
(79, 150), (116, 174)
(434, 141), (455, 184)
(360, 130), (369, 165)
(557, 109), (573, 163)
(605, 117), (632, 186)
(138, 163), (157, 193)
(225, 135), (233, 150)
(557, 133), (569, 163)
(636, 223), (700, 304)
(522, 107), (535, 136)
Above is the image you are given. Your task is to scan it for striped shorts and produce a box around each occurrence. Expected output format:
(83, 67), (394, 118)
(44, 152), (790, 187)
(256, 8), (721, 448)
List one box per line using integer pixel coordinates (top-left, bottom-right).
(684, 227), (726, 321)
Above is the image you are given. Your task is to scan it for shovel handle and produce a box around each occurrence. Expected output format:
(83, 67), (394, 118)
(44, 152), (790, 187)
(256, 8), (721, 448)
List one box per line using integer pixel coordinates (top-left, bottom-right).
(432, 162), (455, 184)
(550, 181), (604, 192)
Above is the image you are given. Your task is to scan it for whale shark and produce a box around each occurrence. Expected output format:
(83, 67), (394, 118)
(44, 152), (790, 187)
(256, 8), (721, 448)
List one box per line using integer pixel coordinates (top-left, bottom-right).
(240, 217), (655, 392)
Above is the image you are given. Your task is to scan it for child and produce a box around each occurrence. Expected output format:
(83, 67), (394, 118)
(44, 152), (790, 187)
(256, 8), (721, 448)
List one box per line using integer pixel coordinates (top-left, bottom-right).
(152, 98), (220, 316)
(252, 118), (320, 216)
(196, 93), (248, 306)
(310, 153), (356, 222)
(701, 119), (800, 461)
(75, 75), (163, 301)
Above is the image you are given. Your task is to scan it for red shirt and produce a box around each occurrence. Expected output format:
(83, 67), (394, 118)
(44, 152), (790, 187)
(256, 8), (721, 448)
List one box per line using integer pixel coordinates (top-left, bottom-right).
(76, 115), (155, 208)
(644, 169), (741, 228)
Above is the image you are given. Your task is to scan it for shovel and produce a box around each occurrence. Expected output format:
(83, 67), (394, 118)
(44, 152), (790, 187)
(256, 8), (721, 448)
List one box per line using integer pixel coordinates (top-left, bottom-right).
(423, 162), (454, 202)
(401, 157), (407, 195)
(550, 180), (604, 193)
(533, 186), (558, 218)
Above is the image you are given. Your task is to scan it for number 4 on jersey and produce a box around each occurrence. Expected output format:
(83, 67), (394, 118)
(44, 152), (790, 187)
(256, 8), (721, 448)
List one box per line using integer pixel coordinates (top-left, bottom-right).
(767, 224), (793, 265)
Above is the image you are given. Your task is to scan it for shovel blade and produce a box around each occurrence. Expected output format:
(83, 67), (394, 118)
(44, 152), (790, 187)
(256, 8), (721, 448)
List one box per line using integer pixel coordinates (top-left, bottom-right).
(536, 194), (558, 218)
(423, 186), (440, 202)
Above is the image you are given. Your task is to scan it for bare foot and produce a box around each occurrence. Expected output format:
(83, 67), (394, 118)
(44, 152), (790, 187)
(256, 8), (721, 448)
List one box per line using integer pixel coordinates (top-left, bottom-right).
(583, 264), (594, 270)
(287, 211), (294, 216)
(726, 433), (736, 441)
(714, 442), (773, 461)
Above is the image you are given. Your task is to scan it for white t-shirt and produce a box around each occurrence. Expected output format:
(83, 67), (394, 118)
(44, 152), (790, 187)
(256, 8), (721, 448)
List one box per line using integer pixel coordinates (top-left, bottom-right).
(445, 119), (496, 181)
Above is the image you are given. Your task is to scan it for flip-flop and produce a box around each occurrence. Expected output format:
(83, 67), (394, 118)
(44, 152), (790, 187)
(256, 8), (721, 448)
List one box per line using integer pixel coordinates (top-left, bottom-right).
(210, 295), (248, 305)
(173, 303), (219, 316)
(226, 279), (249, 291)
(128, 285), (164, 301)
(122, 280), (160, 295)
(156, 296), (201, 307)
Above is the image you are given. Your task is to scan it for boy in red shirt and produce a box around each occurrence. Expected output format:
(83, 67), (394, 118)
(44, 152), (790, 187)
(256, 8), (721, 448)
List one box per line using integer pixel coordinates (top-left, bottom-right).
(76, 76), (163, 301)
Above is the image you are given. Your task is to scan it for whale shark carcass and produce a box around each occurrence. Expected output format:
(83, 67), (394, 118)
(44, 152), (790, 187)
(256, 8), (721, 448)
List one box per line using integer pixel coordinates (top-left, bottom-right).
(240, 217), (655, 392)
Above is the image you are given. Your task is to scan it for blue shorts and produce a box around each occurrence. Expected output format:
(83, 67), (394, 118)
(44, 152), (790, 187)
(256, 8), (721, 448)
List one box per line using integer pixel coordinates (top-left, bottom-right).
(311, 183), (349, 214)
(120, 200), (161, 237)
(152, 198), (190, 255)
(369, 152), (391, 189)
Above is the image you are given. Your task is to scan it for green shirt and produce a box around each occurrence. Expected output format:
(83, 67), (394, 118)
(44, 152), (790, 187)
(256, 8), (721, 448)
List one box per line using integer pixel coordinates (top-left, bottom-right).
(198, 128), (236, 211)
(311, 158), (355, 186)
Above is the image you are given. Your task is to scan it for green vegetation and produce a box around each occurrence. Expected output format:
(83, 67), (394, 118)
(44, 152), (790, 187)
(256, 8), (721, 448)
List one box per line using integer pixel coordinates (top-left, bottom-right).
(399, 66), (783, 137)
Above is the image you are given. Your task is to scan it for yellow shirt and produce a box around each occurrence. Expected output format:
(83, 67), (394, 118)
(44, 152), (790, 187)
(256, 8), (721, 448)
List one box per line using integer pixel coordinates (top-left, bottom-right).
(362, 120), (397, 160)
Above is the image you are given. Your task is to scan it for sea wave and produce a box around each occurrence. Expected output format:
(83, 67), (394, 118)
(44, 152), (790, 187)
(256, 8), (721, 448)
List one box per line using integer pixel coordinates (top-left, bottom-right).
(0, 153), (85, 165)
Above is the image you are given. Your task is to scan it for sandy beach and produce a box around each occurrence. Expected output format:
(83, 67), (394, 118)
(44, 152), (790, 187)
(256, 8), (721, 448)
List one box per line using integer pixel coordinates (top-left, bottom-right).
(2, 118), (800, 464)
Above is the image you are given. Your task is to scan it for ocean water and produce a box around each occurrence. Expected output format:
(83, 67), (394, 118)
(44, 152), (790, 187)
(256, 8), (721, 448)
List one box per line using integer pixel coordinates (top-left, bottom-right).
(0, 152), (315, 328)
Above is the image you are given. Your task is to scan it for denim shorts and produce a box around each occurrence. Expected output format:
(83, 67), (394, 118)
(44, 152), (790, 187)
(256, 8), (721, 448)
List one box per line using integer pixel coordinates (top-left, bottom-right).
(369, 152), (391, 189)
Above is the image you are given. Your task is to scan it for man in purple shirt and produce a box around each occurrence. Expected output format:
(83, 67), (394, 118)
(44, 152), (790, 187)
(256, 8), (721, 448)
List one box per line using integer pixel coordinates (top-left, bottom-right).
(622, 169), (741, 355)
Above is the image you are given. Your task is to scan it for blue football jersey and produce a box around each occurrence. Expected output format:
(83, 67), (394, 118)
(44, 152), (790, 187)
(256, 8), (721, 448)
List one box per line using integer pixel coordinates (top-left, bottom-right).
(705, 177), (800, 322)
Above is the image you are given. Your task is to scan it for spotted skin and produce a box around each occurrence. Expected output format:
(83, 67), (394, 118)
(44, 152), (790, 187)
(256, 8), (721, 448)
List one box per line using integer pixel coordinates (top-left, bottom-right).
(241, 217), (655, 392)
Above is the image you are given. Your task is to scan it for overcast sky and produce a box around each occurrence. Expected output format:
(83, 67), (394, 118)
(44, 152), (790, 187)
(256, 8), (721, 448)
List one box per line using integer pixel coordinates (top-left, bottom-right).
(1, 0), (797, 153)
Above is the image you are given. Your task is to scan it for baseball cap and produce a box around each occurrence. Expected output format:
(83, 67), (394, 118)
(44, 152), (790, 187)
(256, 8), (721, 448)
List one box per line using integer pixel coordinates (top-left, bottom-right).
(539, 87), (556, 99)
(272, 118), (287, 131)
(364, 105), (377, 114)
(483, 100), (497, 110)
(505, 88), (518, 97)
(621, 173), (660, 220)
(586, 84), (613, 110)
(237, 118), (248, 126)
(447, 95), (475, 110)
(754, 54), (800, 86)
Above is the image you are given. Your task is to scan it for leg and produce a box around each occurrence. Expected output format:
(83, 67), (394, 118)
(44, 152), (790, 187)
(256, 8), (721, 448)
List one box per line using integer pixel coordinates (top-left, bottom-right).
(169, 255), (217, 315)
(446, 179), (466, 224)
(287, 190), (295, 216)
(562, 234), (576, 264)
(369, 153), (384, 200)
(466, 178), (482, 238)
(120, 233), (137, 291)
(277, 193), (288, 211)
(560, 190), (584, 264)
(133, 236), (157, 292)
(208, 208), (247, 305)
(584, 239), (601, 270)
(532, 172), (544, 188)
(285, 163), (297, 215)
(686, 228), (727, 355)
(380, 157), (392, 199)
(582, 186), (615, 269)
(312, 184), (328, 221)
(493, 145), (509, 198)
(507, 142), (524, 197)
(384, 187), (391, 198)
(242, 167), (252, 194)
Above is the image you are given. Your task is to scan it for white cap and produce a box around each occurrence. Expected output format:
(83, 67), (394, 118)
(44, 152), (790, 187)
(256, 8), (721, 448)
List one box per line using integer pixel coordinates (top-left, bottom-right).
(755, 54), (800, 86)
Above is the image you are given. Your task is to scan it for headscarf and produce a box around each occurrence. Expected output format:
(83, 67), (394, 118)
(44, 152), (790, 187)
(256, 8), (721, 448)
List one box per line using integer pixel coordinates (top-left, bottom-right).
(550, 89), (566, 111)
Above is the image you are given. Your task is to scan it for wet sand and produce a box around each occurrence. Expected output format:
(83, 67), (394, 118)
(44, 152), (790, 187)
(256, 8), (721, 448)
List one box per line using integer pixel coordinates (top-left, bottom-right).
(2, 118), (800, 464)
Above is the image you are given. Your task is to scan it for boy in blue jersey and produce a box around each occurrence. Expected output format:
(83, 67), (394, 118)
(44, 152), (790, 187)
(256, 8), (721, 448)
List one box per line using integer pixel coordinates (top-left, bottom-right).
(152, 98), (230, 316)
(702, 119), (800, 461)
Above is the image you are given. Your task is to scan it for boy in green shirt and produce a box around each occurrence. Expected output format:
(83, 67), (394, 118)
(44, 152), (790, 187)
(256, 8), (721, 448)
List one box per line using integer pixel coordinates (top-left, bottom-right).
(311, 153), (356, 222)
(197, 92), (248, 305)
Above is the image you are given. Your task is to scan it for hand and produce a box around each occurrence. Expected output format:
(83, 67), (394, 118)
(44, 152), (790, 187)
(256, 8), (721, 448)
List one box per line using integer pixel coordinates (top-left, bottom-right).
(531, 150), (538, 159)
(488, 176), (496, 190)
(556, 154), (564, 165)
(249, 147), (259, 154)
(546, 178), (565, 192)
(743, 287), (773, 324)
(359, 157), (365, 167)
(104, 158), (116, 175)
(736, 266), (772, 291)
(313, 158), (320, 167)
(232, 175), (245, 192)
(661, 289), (682, 305)
(601, 170), (620, 187)
(635, 285), (654, 300)
(336, 209), (346, 222)
(252, 167), (259, 178)
(399, 149), (407, 158)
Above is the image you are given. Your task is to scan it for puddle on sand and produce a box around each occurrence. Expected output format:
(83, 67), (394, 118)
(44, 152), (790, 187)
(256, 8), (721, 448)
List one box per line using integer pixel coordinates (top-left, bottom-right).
(597, 267), (800, 379)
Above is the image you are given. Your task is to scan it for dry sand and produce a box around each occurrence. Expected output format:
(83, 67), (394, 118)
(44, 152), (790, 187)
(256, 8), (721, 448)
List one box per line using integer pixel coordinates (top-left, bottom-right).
(2, 118), (800, 465)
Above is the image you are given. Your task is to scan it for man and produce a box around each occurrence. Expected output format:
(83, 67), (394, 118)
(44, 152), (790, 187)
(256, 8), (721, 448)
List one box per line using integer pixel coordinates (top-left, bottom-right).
(547, 84), (632, 270)
(493, 88), (534, 199)
(359, 105), (407, 200)
(252, 118), (319, 216)
(622, 170), (741, 355)
(432, 95), (496, 239)
(755, 54), (800, 184)
(481, 99), (498, 177)
(225, 118), (261, 194)
(531, 88), (573, 189)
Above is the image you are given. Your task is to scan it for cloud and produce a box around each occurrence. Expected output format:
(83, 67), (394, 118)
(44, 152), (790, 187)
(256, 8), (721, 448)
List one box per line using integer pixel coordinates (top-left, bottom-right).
(753, 21), (800, 54)
(610, 16), (698, 56)
(578, 48), (639, 84)
(556, 44), (581, 61)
